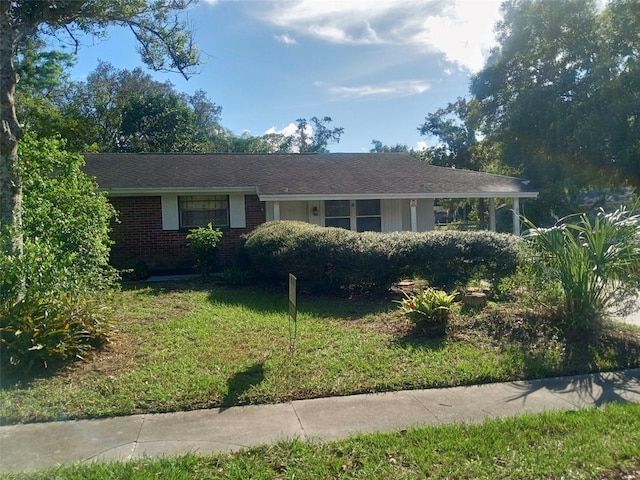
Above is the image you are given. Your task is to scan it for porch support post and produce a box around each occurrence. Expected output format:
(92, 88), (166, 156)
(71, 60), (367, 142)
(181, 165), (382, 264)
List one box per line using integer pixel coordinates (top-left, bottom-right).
(489, 198), (496, 232)
(425, 198), (435, 231)
(273, 201), (280, 221)
(512, 197), (520, 236)
(410, 199), (418, 232)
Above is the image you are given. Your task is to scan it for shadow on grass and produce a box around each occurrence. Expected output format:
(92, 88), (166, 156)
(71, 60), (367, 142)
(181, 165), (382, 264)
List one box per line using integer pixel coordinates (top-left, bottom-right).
(1, 356), (77, 390)
(393, 319), (449, 350)
(479, 303), (640, 382)
(220, 362), (265, 410)
(560, 323), (640, 374)
(122, 277), (393, 320)
(120, 278), (209, 296)
(206, 284), (391, 320)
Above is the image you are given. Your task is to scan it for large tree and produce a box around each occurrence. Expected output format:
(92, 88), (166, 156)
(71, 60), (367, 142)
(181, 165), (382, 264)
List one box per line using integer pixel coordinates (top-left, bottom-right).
(13, 38), (78, 145)
(0, 0), (200, 255)
(61, 61), (177, 151)
(418, 98), (483, 169)
(467, 0), (639, 222)
(59, 62), (221, 152)
(294, 116), (344, 153)
(119, 90), (201, 152)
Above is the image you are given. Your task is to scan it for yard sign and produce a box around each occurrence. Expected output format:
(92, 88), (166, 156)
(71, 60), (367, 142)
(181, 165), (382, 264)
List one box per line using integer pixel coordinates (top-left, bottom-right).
(288, 273), (297, 357)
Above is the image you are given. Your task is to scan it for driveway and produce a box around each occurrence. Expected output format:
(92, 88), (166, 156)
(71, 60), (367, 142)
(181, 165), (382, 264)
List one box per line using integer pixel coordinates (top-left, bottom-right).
(613, 295), (640, 327)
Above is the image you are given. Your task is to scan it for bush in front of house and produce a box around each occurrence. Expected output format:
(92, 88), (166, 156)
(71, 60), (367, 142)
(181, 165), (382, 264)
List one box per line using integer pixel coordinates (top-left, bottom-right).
(1, 135), (116, 377)
(0, 245), (111, 375)
(242, 221), (520, 292)
(186, 223), (223, 277)
(406, 230), (522, 290)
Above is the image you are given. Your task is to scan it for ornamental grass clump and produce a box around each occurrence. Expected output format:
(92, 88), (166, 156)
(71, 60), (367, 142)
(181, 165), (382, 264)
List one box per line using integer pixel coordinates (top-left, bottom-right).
(522, 204), (640, 329)
(396, 287), (460, 323)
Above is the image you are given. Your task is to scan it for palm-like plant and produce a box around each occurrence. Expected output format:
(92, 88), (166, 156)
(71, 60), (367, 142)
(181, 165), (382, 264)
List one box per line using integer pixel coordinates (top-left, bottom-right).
(522, 205), (640, 328)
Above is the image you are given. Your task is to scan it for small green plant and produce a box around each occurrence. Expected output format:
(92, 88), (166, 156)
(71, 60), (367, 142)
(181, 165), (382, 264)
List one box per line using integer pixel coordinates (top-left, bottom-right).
(222, 266), (253, 287)
(396, 287), (459, 322)
(0, 293), (111, 375)
(186, 223), (223, 277)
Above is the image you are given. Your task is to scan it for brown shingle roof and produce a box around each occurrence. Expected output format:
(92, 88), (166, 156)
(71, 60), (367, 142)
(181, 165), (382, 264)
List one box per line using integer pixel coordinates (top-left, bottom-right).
(83, 152), (538, 199)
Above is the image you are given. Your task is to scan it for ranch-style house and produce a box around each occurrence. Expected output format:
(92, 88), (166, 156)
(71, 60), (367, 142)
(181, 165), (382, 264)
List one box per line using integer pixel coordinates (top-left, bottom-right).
(83, 152), (539, 272)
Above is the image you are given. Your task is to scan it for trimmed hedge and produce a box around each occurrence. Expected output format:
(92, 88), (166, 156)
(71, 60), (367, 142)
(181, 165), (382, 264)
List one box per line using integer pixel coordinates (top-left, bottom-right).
(242, 221), (520, 292)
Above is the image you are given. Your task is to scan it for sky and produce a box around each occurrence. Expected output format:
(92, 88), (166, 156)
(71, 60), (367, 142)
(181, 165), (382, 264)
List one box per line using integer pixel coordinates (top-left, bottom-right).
(59, 0), (504, 153)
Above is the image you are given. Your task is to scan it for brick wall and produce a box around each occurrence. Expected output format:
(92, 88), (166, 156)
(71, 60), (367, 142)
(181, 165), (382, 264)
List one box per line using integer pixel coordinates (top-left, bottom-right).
(109, 195), (265, 273)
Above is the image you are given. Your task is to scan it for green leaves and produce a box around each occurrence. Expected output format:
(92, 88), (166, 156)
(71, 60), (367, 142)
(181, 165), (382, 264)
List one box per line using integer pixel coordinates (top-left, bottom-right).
(10, 0), (200, 79)
(396, 288), (460, 323)
(466, 0), (640, 221)
(523, 204), (640, 327)
(243, 221), (520, 292)
(0, 290), (111, 375)
(56, 61), (223, 152)
(120, 91), (200, 152)
(186, 223), (223, 277)
(0, 135), (116, 376)
(19, 134), (116, 291)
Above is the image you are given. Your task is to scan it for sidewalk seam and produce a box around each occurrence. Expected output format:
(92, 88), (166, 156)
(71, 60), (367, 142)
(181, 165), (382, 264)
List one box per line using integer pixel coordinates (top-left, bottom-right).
(290, 403), (308, 440)
(130, 415), (147, 459)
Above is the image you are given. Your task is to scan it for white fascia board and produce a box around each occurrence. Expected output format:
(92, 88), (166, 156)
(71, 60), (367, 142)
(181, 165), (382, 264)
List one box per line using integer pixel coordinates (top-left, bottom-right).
(426, 192), (539, 199)
(259, 193), (432, 201)
(259, 191), (539, 201)
(103, 186), (257, 196)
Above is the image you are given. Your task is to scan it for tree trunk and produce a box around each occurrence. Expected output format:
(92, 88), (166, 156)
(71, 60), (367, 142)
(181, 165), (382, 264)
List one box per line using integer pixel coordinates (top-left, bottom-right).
(0, 2), (23, 255)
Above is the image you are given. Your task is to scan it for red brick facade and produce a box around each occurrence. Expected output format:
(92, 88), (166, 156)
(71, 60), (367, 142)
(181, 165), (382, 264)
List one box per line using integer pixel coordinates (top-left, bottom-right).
(108, 195), (266, 272)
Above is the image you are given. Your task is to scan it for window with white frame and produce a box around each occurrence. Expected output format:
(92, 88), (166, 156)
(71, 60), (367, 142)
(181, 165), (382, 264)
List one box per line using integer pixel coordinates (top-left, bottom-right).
(356, 199), (381, 232)
(179, 195), (229, 229)
(324, 199), (381, 232)
(324, 200), (351, 229)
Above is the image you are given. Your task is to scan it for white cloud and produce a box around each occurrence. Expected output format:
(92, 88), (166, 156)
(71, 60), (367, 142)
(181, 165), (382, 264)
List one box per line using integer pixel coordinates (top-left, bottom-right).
(415, 141), (428, 151)
(318, 80), (431, 98)
(418, 2), (502, 72)
(275, 33), (297, 45)
(264, 122), (313, 153)
(258, 0), (503, 72)
(265, 122), (300, 137)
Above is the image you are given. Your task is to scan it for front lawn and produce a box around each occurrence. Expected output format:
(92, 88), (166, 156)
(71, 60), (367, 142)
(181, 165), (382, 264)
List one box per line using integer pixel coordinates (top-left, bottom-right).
(1, 281), (639, 425)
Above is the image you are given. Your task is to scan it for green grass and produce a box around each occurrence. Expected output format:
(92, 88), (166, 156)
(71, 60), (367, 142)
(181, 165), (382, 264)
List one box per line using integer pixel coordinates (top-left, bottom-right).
(1, 281), (639, 425)
(3, 402), (639, 479)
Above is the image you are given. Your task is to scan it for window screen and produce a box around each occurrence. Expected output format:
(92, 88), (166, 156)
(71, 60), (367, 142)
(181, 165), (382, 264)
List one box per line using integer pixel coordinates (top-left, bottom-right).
(325, 200), (351, 229)
(179, 195), (229, 228)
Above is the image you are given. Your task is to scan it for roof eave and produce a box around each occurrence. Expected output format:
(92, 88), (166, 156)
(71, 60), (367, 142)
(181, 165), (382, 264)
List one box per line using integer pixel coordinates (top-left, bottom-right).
(101, 186), (258, 196)
(259, 192), (539, 201)
(98, 187), (539, 200)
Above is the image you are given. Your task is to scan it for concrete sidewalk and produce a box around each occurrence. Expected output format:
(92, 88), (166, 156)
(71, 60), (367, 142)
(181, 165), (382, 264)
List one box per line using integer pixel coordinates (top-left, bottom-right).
(1, 369), (639, 473)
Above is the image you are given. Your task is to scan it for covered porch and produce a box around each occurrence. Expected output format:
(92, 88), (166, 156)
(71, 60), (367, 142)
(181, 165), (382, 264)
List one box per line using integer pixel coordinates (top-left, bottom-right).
(264, 195), (533, 235)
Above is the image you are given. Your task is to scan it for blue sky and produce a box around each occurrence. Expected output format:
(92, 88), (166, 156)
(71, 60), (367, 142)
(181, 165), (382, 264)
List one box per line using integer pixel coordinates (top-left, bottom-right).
(61, 0), (504, 152)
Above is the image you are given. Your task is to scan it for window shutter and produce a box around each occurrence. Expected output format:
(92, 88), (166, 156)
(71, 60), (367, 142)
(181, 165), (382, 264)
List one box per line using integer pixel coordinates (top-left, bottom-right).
(161, 195), (179, 230)
(229, 194), (246, 228)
